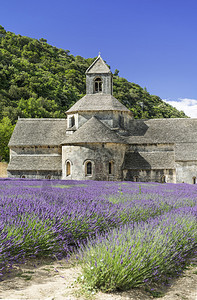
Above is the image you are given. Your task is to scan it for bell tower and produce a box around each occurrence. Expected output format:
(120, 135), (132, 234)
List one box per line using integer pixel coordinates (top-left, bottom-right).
(86, 54), (113, 95)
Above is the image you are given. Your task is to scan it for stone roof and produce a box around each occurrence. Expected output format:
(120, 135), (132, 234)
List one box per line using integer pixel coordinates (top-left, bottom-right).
(8, 115), (197, 164)
(61, 116), (126, 144)
(66, 94), (132, 114)
(123, 151), (175, 170)
(7, 155), (62, 171)
(126, 118), (197, 144)
(125, 118), (197, 162)
(8, 118), (67, 147)
(86, 55), (111, 74)
(175, 143), (197, 161)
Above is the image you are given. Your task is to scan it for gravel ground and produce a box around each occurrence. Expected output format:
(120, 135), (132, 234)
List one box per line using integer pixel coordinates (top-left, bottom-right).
(0, 257), (196, 300)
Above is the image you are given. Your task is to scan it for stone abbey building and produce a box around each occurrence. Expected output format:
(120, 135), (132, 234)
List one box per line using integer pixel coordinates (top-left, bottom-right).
(8, 55), (197, 184)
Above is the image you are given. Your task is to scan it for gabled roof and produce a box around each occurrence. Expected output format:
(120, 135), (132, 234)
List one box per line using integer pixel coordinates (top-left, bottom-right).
(66, 94), (132, 114)
(123, 151), (175, 170)
(124, 118), (197, 162)
(8, 118), (67, 147)
(7, 155), (62, 171)
(175, 143), (197, 161)
(126, 118), (197, 144)
(61, 116), (126, 144)
(86, 55), (111, 74)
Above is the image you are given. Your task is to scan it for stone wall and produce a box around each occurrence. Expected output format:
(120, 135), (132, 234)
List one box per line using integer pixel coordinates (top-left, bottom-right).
(129, 143), (175, 152)
(77, 111), (114, 129)
(68, 111), (133, 131)
(176, 161), (197, 184)
(86, 73), (113, 95)
(7, 170), (62, 179)
(62, 143), (126, 181)
(10, 146), (61, 156)
(123, 169), (176, 183)
(0, 162), (8, 178)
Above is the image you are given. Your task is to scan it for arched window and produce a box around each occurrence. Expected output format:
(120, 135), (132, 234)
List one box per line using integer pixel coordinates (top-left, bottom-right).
(161, 175), (166, 183)
(94, 77), (102, 93)
(193, 176), (196, 184)
(21, 175), (26, 179)
(109, 161), (114, 175)
(46, 175), (51, 180)
(66, 161), (71, 176)
(85, 161), (92, 176)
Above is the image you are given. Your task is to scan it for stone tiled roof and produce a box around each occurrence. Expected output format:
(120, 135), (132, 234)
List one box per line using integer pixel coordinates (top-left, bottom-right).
(66, 94), (131, 114)
(86, 55), (111, 74)
(125, 118), (197, 162)
(61, 116), (126, 144)
(8, 119), (67, 147)
(8, 115), (197, 163)
(123, 151), (175, 170)
(7, 155), (62, 171)
(175, 143), (197, 161)
(126, 118), (197, 144)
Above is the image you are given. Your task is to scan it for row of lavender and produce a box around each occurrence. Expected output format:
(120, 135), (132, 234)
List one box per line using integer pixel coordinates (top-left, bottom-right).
(0, 179), (196, 289)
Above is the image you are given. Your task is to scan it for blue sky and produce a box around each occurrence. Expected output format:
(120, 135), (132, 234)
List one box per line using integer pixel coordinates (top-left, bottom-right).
(1, 0), (197, 117)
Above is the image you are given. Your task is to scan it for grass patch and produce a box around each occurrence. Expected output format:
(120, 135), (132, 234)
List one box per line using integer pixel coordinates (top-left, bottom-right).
(145, 288), (165, 298)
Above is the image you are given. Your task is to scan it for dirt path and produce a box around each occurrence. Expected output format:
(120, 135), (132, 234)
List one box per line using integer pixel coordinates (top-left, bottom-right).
(0, 258), (196, 300)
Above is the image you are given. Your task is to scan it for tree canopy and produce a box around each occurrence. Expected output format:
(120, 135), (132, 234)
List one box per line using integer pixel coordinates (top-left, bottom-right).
(0, 25), (187, 161)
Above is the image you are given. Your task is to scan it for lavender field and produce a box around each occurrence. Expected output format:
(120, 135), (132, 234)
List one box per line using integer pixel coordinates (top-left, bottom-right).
(0, 179), (196, 291)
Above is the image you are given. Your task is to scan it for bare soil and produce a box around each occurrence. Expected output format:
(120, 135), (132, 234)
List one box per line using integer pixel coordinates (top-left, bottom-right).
(0, 257), (196, 300)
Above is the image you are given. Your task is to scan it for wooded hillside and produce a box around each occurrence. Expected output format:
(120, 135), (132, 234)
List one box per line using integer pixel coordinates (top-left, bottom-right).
(0, 25), (187, 161)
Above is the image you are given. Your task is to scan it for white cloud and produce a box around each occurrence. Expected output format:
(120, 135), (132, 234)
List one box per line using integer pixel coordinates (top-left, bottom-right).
(163, 98), (197, 118)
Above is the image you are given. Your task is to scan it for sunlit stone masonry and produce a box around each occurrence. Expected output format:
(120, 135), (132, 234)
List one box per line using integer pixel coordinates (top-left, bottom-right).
(7, 55), (197, 183)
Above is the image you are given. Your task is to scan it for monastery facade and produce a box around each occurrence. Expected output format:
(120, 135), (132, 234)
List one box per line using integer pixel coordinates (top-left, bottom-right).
(8, 55), (197, 184)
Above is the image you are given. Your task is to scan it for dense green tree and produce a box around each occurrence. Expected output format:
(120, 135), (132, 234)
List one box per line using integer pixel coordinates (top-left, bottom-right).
(0, 25), (6, 35)
(0, 117), (14, 161)
(114, 69), (119, 76)
(17, 97), (63, 118)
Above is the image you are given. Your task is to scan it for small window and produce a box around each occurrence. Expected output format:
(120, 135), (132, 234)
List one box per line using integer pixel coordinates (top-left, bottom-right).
(134, 176), (139, 182)
(94, 77), (102, 93)
(66, 161), (71, 176)
(119, 115), (124, 128)
(68, 116), (75, 128)
(46, 175), (51, 180)
(193, 177), (196, 184)
(71, 116), (75, 127)
(109, 161), (113, 175)
(21, 175), (26, 179)
(86, 161), (92, 176)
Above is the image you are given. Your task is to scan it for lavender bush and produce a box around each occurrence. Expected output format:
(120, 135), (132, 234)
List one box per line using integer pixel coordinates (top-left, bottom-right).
(0, 178), (196, 287)
(79, 208), (197, 291)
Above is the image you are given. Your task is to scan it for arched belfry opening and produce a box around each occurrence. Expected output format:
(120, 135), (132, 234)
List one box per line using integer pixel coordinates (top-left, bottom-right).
(94, 77), (102, 93)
